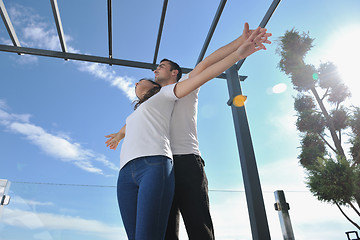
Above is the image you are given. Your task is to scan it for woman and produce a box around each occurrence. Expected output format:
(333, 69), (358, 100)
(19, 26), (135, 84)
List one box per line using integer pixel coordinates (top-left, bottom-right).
(106, 26), (269, 240)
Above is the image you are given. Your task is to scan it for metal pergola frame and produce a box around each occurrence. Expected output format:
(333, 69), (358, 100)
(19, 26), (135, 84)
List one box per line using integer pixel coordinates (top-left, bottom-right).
(0, 0), (282, 239)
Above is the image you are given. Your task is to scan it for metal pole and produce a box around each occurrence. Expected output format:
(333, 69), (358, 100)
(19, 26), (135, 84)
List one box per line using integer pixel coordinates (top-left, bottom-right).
(274, 190), (295, 240)
(107, 0), (112, 60)
(0, 179), (11, 219)
(236, 0), (281, 70)
(152, 0), (168, 65)
(0, 0), (21, 47)
(50, 0), (67, 53)
(225, 65), (271, 240)
(196, 0), (227, 65)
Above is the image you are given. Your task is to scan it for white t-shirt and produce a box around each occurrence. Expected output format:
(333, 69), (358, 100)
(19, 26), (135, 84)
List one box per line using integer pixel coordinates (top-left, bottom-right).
(170, 74), (201, 155)
(120, 83), (178, 169)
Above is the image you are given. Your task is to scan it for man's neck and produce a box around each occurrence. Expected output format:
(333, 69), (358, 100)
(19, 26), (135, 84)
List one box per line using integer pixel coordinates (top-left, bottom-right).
(157, 78), (177, 87)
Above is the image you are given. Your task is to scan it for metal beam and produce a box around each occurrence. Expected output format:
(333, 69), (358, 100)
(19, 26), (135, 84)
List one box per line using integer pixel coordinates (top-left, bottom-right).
(0, 0), (20, 47)
(226, 1), (282, 238)
(236, 0), (281, 70)
(196, 0), (227, 65)
(226, 65), (271, 240)
(0, 44), (229, 79)
(152, 0), (168, 64)
(50, 0), (67, 53)
(107, 0), (112, 59)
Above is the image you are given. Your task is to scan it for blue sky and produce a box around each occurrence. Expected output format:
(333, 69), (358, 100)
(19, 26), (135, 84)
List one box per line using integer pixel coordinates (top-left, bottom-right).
(1, 0), (360, 239)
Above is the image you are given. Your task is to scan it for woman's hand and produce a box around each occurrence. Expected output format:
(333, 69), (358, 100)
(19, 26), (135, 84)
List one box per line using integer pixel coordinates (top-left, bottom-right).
(105, 133), (121, 150)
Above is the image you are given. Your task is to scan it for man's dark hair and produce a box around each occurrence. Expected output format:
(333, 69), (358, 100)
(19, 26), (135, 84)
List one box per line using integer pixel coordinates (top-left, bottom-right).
(160, 58), (182, 81)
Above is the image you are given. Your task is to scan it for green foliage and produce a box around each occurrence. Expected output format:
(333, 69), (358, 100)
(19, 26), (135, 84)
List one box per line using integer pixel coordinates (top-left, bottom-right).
(291, 64), (316, 91)
(349, 108), (360, 164)
(299, 133), (326, 168)
(277, 29), (314, 75)
(296, 111), (325, 134)
(330, 107), (349, 131)
(350, 107), (360, 136)
(307, 156), (356, 205)
(350, 136), (360, 165)
(294, 94), (316, 112)
(328, 83), (351, 105)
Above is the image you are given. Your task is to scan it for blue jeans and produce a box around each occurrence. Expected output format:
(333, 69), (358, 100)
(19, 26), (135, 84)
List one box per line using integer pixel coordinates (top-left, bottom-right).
(117, 155), (175, 240)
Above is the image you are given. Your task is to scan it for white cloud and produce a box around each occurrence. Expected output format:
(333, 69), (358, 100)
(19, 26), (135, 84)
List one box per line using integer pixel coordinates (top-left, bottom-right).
(15, 54), (39, 64)
(2, 208), (126, 240)
(0, 107), (118, 175)
(0, 37), (13, 45)
(0, 99), (8, 109)
(77, 62), (136, 101)
(11, 196), (54, 207)
(7, 5), (137, 102)
(0, 101), (32, 124)
(22, 25), (60, 51)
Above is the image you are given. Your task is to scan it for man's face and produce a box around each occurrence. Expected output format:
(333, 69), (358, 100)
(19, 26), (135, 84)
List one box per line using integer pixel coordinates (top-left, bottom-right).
(154, 61), (176, 86)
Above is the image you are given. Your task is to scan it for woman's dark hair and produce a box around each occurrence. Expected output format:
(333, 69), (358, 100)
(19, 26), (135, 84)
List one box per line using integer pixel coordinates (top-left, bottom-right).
(133, 78), (161, 110)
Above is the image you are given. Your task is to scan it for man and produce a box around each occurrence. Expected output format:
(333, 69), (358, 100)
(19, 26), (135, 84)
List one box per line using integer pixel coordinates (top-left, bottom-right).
(105, 23), (271, 239)
(153, 23), (271, 239)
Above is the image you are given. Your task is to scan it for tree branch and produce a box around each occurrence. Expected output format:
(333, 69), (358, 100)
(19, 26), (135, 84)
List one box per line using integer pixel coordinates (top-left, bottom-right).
(335, 202), (360, 230)
(321, 87), (330, 101)
(339, 129), (342, 143)
(311, 87), (345, 156)
(348, 201), (360, 217)
(318, 133), (337, 154)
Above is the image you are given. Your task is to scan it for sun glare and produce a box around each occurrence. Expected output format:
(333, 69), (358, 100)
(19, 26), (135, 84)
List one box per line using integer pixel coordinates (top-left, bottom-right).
(325, 25), (360, 101)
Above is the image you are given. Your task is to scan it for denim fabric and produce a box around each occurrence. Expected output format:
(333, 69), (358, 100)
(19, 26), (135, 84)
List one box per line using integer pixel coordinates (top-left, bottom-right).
(165, 154), (214, 240)
(117, 155), (174, 240)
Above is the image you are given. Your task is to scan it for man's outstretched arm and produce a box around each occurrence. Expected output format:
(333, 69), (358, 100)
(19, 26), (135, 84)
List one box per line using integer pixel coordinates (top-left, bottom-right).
(190, 22), (271, 78)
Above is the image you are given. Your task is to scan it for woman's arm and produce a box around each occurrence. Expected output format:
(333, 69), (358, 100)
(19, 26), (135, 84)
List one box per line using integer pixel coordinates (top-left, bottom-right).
(174, 27), (269, 99)
(105, 124), (126, 150)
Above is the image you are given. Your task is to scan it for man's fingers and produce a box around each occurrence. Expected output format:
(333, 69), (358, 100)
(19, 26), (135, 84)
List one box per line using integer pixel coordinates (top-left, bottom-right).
(244, 22), (249, 32)
(252, 30), (266, 44)
(248, 27), (261, 42)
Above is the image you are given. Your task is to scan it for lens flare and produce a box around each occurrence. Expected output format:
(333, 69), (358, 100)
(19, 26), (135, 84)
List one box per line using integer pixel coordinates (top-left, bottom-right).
(233, 95), (247, 107)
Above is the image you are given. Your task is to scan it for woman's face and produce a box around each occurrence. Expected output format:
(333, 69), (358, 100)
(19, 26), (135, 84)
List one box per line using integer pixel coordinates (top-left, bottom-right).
(135, 80), (156, 99)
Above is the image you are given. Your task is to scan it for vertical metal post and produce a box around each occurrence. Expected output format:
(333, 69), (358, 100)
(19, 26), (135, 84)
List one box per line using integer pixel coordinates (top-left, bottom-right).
(107, 0), (112, 60)
(225, 65), (271, 240)
(0, 179), (11, 219)
(274, 190), (295, 240)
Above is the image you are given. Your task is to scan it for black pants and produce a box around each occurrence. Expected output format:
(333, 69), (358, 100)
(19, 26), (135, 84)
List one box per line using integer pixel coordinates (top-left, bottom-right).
(165, 154), (214, 240)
